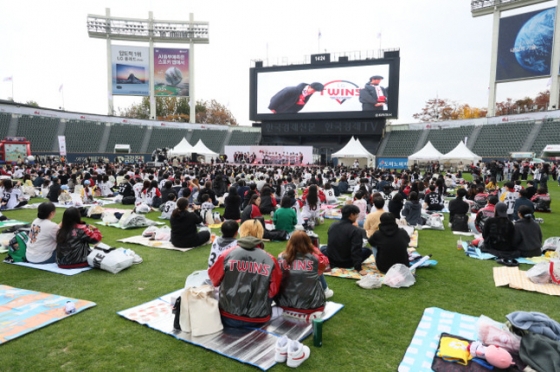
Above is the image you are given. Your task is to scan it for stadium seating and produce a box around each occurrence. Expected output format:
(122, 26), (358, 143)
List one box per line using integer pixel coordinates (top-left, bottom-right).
(190, 129), (228, 153)
(16, 115), (59, 152)
(530, 119), (560, 155)
(228, 130), (261, 146)
(147, 127), (190, 151)
(471, 121), (535, 158)
(379, 130), (421, 157)
(64, 120), (105, 153)
(104, 123), (148, 153)
(0, 112), (11, 139)
(423, 126), (475, 153)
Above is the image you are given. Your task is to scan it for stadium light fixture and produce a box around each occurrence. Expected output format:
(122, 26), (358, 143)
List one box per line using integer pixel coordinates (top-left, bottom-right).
(471, 0), (552, 17)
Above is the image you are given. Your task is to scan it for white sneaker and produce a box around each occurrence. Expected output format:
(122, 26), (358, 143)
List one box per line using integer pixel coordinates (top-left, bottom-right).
(287, 340), (310, 368)
(271, 306), (284, 320)
(324, 287), (334, 299)
(275, 335), (289, 363)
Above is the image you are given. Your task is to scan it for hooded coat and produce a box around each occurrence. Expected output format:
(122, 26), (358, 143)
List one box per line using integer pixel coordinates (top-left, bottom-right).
(368, 219), (410, 273)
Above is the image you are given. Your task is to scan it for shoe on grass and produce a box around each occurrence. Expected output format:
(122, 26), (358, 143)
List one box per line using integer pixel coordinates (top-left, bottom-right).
(287, 339), (310, 368)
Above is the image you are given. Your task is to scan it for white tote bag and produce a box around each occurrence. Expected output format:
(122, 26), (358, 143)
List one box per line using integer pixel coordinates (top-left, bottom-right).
(179, 284), (223, 336)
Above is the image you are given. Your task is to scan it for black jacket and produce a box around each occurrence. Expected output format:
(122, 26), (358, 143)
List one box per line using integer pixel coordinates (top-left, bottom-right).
(268, 83), (311, 113)
(359, 82), (388, 111)
(56, 224), (102, 266)
(326, 218), (364, 271)
(481, 217), (519, 258)
(368, 221), (410, 273)
(170, 210), (204, 248)
(513, 218), (542, 257)
(223, 194), (241, 220)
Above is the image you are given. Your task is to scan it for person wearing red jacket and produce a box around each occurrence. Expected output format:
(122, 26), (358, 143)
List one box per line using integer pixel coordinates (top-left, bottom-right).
(56, 207), (102, 268)
(276, 231), (330, 316)
(209, 219), (282, 328)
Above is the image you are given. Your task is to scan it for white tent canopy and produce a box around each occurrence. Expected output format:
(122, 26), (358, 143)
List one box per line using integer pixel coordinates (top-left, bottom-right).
(440, 141), (482, 163)
(332, 137), (375, 167)
(192, 139), (219, 156)
(407, 141), (443, 162)
(167, 137), (194, 156)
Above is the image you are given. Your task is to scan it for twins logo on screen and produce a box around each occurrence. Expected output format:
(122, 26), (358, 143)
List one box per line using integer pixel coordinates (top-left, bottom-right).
(320, 80), (360, 105)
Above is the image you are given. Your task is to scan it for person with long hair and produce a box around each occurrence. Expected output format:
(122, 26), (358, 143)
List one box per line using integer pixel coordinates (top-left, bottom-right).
(259, 184), (277, 215)
(276, 231), (330, 317)
(26, 202), (59, 264)
(0, 179), (26, 210)
(56, 207), (102, 268)
(241, 194), (263, 223)
(209, 219), (282, 328)
(223, 186), (242, 220)
(141, 179), (162, 207)
(301, 184), (323, 228)
(403, 191), (424, 226)
(170, 197), (210, 248)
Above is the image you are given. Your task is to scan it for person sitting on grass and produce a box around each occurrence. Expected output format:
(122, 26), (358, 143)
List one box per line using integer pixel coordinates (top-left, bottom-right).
(241, 194), (263, 224)
(160, 193), (177, 220)
(321, 204), (371, 276)
(480, 202), (519, 259)
(368, 212), (410, 273)
(56, 207), (102, 268)
(223, 186), (242, 220)
(403, 191), (425, 226)
(208, 220), (239, 268)
(276, 230), (331, 319)
(364, 196), (385, 238)
(531, 187), (551, 212)
(170, 197), (210, 248)
(273, 196), (298, 235)
(25, 202), (59, 264)
(471, 195), (498, 233)
(209, 219), (282, 328)
(448, 188), (469, 232)
(513, 205), (542, 258)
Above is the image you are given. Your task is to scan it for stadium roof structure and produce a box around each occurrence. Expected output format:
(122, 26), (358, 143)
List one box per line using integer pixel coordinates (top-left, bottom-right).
(408, 141), (443, 161)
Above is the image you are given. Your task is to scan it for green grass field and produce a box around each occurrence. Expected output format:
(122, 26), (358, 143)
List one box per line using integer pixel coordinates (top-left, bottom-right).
(1, 179), (559, 371)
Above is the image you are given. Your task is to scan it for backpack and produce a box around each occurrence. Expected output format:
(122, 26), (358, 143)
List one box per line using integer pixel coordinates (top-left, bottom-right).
(8, 231), (29, 262)
(451, 214), (469, 232)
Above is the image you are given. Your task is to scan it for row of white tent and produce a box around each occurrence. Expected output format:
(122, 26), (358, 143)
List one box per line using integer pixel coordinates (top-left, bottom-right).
(167, 138), (218, 158)
(408, 140), (482, 163)
(330, 137), (481, 166)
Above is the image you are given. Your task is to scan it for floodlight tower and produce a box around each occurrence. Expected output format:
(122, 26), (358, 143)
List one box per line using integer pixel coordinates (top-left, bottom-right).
(87, 8), (209, 123)
(471, 0), (560, 116)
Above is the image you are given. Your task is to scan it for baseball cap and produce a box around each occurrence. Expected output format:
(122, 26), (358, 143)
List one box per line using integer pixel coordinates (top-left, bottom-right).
(495, 202), (508, 218)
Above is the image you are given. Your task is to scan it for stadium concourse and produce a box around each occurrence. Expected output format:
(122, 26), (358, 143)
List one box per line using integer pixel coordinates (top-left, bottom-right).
(2, 105), (560, 164)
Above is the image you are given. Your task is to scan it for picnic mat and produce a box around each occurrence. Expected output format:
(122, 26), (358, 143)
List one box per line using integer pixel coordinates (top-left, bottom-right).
(323, 254), (381, 279)
(398, 307), (479, 372)
(96, 221), (165, 229)
(493, 266), (560, 296)
(118, 289), (344, 371)
(0, 285), (96, 344)
(4, 261), (92, 275)
(0, 220), (30, 228)
(118, 236), (193, 252)
(462, 242), (540, 264)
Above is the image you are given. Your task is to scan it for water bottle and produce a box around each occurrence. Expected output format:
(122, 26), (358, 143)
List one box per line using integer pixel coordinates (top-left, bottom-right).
(313, 319), (323, 347)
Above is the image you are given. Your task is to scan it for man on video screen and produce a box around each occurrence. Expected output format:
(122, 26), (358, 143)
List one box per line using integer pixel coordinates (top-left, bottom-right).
(268, 82), (324, 113)
(359, 75), (388, 111)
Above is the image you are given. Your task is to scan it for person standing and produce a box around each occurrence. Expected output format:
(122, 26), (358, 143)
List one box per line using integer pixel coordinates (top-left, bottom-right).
(359, 75), (388, 111)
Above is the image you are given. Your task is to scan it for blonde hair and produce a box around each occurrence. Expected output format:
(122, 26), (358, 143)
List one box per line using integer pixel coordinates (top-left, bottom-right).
(238, 219), (264, 239)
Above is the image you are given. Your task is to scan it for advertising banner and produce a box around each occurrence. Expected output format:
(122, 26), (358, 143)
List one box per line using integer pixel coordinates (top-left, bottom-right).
(154, 48), (189, 96)
(111, 45), (150, 96)
(224, 146), (313, 165)
(497, 7), (556, 81)
(58, 136), (67, 156)
(377, 157), (408, 169)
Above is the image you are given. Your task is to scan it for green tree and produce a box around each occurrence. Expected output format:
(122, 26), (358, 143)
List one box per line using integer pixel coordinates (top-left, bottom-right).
(25, 100), (39, 107)
(118, 97), (237, 125)
(414, 98), (487, 122)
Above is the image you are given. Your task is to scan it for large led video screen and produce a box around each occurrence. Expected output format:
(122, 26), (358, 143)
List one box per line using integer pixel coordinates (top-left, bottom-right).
(250, 58), (400, 121)
(497, 7), (556, 82)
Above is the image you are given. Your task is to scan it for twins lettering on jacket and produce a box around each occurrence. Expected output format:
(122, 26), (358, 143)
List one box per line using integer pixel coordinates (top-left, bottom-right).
(228, 260), (271, 276)
(278, 258), (314, 271)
